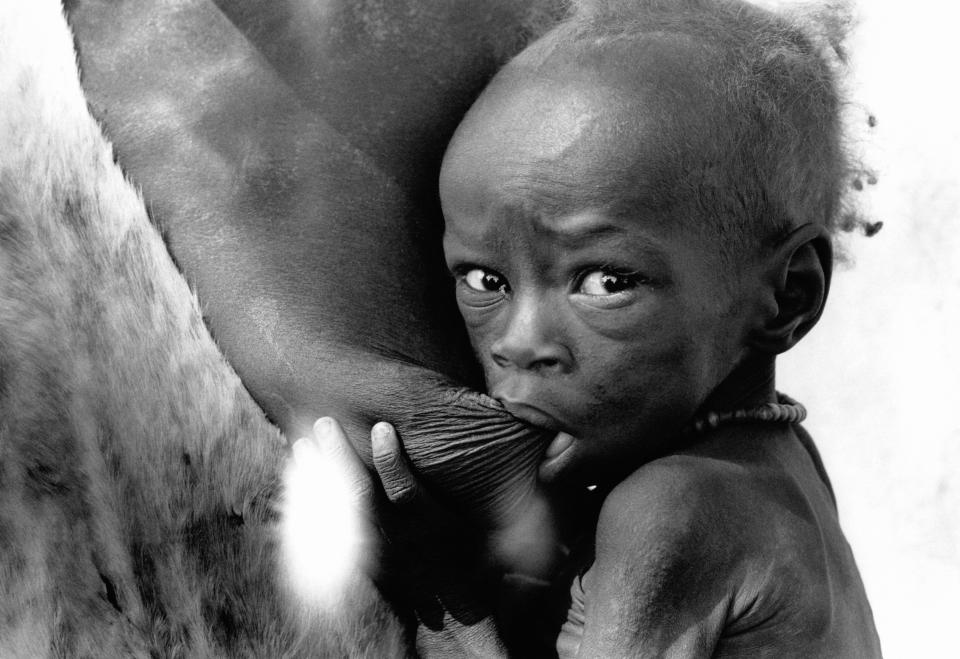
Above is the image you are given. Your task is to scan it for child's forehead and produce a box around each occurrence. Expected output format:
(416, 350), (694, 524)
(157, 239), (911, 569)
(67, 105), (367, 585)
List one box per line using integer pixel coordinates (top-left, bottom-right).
(443, 33), (720, 196)
(496, 30), (717, 128)
(442, 42), (721, 231)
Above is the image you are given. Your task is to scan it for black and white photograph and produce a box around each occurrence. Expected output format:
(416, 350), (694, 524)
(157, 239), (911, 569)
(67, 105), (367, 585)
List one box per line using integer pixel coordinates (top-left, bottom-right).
(0, 0), (956, 656)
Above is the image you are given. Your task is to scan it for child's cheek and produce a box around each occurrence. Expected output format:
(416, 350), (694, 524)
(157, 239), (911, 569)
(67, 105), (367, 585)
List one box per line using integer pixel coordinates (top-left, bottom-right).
(578, 332), (706, 431)
(457, 298), (503, 333)
(570, 295), (662, 341)
(458, 302), (516, 362)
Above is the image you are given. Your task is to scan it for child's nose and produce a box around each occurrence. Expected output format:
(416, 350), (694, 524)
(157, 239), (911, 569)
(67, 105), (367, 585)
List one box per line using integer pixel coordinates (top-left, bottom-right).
(490, 295), (571, 373)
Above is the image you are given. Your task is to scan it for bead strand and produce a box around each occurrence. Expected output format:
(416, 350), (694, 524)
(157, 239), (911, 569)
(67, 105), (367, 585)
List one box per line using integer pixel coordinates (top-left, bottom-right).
(686, 392), (806, 436)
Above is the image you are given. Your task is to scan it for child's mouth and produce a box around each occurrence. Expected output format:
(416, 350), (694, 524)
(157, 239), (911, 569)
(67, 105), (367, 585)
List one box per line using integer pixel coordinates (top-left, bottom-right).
(544, 432), (574, 459)
(499, 399), (567, 433)
(539, 432), (577, 483)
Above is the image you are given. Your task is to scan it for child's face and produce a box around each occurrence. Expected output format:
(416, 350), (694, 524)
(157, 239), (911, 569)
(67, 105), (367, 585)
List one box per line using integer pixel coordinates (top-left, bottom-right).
(440, 39), (763, 485)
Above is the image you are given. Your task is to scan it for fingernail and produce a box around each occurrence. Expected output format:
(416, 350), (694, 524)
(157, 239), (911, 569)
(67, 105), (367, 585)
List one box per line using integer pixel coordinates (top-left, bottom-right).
(291, 437), (312, 460)
(313, 417), (333, 435)
(371, 422), (392, 445)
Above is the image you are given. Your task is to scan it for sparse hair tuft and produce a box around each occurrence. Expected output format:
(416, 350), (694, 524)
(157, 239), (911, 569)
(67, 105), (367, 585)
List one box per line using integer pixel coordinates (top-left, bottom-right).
(547, 0), (877, 258)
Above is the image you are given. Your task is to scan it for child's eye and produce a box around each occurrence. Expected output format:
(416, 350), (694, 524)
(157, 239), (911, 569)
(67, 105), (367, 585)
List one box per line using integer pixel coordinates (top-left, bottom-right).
(463, 268), (510, 294)
(577, 269), (638, 296)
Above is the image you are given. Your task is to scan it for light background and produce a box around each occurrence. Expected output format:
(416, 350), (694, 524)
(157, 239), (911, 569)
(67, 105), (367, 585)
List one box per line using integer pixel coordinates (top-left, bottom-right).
(778, 1), (960, 655)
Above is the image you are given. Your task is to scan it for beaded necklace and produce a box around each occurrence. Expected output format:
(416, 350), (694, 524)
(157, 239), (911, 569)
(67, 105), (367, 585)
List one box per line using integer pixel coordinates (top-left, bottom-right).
(685, 392), (806, 436)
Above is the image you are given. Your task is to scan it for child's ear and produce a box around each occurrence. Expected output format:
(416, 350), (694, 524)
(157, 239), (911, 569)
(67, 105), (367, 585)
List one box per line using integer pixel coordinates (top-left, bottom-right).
(750, 223), (833, 354)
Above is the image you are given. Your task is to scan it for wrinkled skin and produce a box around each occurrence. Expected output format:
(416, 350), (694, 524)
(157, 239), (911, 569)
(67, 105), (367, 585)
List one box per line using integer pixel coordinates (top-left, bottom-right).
(67, 0), (564, 528)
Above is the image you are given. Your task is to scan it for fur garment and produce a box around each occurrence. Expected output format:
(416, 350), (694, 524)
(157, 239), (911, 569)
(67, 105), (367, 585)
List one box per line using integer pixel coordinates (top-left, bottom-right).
(0, 2), (403, 655)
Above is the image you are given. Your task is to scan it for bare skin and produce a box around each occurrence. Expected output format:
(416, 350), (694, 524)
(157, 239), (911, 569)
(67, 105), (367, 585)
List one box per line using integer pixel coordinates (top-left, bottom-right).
(555, 423), (880, 657)
(292, 27), (881, 659)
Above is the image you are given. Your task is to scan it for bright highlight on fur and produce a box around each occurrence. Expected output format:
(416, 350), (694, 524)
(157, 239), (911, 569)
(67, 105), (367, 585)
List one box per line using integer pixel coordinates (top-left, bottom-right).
(282, 435), (370, 610)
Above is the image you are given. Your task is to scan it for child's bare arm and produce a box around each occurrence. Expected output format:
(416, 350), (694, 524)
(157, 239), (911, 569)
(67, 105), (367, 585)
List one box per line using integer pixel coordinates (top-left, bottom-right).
(563, 461), (733, 658)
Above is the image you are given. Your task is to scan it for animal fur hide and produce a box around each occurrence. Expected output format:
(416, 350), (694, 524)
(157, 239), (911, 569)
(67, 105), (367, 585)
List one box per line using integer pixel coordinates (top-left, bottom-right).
(0, 1), (404, 655)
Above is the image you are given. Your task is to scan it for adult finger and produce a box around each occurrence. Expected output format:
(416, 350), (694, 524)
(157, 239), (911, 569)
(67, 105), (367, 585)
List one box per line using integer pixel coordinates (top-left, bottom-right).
(284, 420), (380, 598)
(298, 416), (375, 505)
(371, 422), (422, 506)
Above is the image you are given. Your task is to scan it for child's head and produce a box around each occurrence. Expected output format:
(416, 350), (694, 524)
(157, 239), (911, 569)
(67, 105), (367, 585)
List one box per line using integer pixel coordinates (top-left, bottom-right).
(439, 0), (853, 485)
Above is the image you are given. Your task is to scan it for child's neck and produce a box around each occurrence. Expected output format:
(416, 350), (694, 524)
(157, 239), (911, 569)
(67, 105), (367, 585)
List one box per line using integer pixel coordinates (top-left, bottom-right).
(699, 353), (777, 417)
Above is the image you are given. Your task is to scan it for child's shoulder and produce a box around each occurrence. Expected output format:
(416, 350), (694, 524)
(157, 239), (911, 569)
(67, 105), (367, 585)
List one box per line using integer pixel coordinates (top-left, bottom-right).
(592, 428), (839, 603)
(602, 436), (789, 527)
(584, 428), (880, 656)
(597, 427), (832, 546)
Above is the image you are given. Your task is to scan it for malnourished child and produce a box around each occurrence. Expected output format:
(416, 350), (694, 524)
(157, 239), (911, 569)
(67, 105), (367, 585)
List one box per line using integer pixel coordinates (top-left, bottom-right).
(296, 0), (882, 656)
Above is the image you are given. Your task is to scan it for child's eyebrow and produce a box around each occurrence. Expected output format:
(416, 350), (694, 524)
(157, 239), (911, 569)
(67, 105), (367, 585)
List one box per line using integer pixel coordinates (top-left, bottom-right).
(540, 214), (675, 269)
(536, 213), (626, 241)
(537, 214), (674, 257)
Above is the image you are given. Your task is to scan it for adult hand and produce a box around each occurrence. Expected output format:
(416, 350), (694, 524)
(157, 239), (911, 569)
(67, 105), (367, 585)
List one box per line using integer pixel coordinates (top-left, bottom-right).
(291, 418), (507, 657)
(289, 418), (599, 657)
(284, 418), (381, 611)
(368, 421), (602, 659)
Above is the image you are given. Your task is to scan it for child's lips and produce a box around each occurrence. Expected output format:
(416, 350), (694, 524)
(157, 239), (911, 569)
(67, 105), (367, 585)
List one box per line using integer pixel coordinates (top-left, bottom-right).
(495, 397), (581, 482)
(539, 432), (577, 483)
(544, 432), (574, 458)
(499, 400), (567, 433)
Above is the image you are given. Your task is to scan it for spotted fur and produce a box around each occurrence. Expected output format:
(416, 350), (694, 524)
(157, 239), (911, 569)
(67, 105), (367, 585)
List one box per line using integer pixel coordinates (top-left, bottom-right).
(0, 2), (404, 655)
